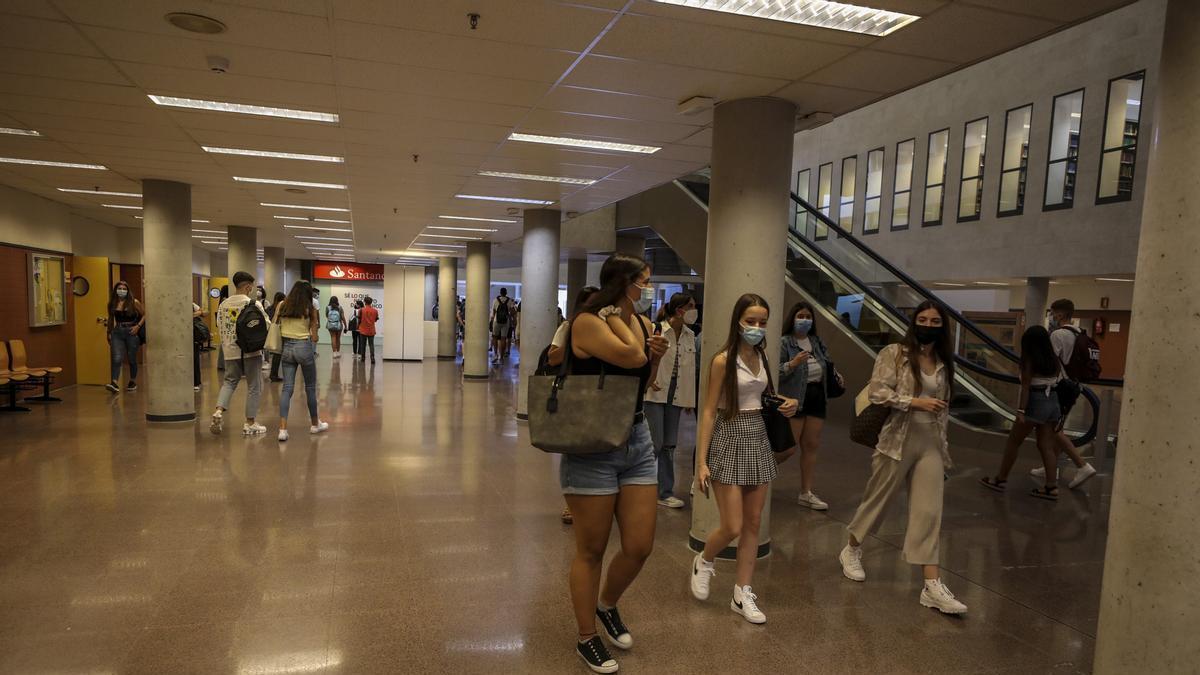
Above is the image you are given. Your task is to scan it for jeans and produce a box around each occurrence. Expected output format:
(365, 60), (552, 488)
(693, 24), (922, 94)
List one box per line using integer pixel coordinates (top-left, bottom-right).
(351, 330), (361, 355)
(560, 421), (657, 496)
(645, 401), (684, 499)
(358, 334), (375, 360)
(110, 325), (140, 383)
(217, 353), (263, 419)
(280, 338), (318, 422)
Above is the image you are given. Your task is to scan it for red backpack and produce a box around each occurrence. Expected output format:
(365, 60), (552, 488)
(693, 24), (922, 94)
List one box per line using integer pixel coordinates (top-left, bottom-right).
(1063, 326), (1102, 382)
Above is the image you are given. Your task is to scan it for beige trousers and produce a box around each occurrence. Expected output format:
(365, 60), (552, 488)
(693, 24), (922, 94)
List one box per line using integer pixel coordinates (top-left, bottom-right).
(847, 419), (944, 565)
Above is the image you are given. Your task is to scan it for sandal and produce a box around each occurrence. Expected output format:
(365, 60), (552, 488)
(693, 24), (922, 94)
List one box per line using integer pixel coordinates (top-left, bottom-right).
(1030, 486), (1059, 501)
(561, 507), (574, 525)
(979, 476), (1007, 492)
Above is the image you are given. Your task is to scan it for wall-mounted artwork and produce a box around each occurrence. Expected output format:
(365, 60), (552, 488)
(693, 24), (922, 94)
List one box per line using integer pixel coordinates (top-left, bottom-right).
(29, 252), (66, 327)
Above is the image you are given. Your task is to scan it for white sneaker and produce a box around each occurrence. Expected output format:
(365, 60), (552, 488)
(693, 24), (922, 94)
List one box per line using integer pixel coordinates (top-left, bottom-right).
(797, 491), (829, 510)
(839, 544), (865, 582)
(333, 352), (341, 359)
(310, 421), (329, 434)
(1069, 463), (1097, 489)
(690, 554), (715, 601)
(242, 422), (267, 436)
(210, 410), (223, 435)
(193, 385), (201, 391)
(657, 496), (685, 509)
(920, 579), (968, 614)
(731, 585), (766, 624)
(278, 429), (289, 442)
(1030, 466), (1060, 481)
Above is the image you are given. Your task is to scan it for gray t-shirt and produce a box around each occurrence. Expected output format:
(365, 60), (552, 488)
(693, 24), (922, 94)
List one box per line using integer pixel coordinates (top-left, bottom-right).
(1050, 327), (1076, 365)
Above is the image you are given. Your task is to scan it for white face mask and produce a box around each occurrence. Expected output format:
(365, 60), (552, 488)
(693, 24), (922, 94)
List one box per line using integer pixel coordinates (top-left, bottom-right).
(629, 283), (653, 314)
(682, 308), (698, 324)
(115, 288), (128, 299)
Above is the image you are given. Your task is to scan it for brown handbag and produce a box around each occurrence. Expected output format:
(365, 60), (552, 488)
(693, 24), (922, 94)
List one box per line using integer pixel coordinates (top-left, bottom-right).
(849, 348), (902, 449)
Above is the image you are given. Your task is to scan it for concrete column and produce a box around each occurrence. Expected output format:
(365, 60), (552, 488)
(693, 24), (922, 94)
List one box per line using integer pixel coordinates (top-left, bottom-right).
(263, 246), (286, 298)
(142, 179), (195, 422)
(565, 257), (587, 314)
(616, 234), (645, 260)
(437, 256), (458, 359)
(1095, 1), (1200, 671)
(1023, 276), (1050, 330)
(285, 258), (302, 289)
(424, 266), (438, 321)
(464, 242), (492, 379)
(689, 97), (796, 558)
(516, 209), (561, 418)
(226, 226), (258, 281)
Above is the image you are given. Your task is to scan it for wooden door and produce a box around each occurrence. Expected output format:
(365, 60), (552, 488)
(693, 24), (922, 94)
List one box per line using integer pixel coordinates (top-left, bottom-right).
(73, 256), (111, 385)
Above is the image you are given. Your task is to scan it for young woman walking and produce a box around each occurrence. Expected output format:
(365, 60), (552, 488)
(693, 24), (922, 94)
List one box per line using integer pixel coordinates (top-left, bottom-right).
(326, 296), (347, 358)
(266, 291), (286, 382)
(777, 301), (842, 510)
(275, 281), (329, 442)
(561, 254), (667, 673)
(106, 280), (145, 393)
(838, 300), (967, 614)
(548, 285), (600, 527)
(689, 293), (797, 625)
(645, 292), (699, 510)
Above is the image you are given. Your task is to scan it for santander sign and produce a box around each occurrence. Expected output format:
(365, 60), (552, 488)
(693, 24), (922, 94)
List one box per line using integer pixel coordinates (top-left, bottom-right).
(313, 261), (384, 281)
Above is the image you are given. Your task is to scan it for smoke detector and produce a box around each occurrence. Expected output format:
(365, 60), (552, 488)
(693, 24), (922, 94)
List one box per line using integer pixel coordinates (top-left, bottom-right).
(206, 55), (230, 74)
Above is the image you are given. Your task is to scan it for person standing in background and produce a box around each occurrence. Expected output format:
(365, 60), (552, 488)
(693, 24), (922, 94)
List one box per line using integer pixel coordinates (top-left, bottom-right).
(349, 299), (363, 360)
(645, 292), (698, 510)
(275, 280), (330, 442)
(106, 280), (145, 394)
(358, 297), (379, 364)
(326, 296), (347, 358)
(266, 291), (286, 382)
(193, 302), (204, 391)
(211, 271), (270, 437)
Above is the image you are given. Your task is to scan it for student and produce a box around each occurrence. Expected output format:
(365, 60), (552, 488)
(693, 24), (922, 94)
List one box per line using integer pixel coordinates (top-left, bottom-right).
(275, 281), (330, 442)
(106, 280), (145, 393)
(645, 293), (699, 510)
(193, 302), (204, 391)
(980, 326), (1071, 499)
(358, 297), (379, 363)
(548, 285), (600, 526)
(211, 271), (270, 436)
(838, 300), (967, 615)
(561, 254), (667, 674)
(326, 296), (347, 358)
(216, 285), (229, 371)
(491, 288), (514, 365)
(690, 294), (797, 625)
(777, 301), (843, 510)
(266, 291), (286, 382)
(1029, 299), (1098, 488)
(349, 300), (363, 360)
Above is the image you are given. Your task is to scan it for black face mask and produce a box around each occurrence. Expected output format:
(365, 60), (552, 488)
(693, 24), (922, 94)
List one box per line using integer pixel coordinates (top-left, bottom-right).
(913, 325), (943, 345)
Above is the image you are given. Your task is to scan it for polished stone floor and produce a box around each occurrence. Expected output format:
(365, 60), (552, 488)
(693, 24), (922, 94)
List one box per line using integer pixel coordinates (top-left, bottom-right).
(0, 346), (1109, 674)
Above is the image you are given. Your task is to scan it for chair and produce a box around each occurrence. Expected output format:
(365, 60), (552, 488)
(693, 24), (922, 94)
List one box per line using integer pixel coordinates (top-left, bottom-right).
(6, 340), (62, 403)
(0, 351), (30, 413)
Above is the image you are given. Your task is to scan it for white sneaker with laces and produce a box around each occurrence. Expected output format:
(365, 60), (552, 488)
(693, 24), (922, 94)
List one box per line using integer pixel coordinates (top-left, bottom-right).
(210, 410), (223, 435)
(797, 491), (829, 510)
(278, 429), (289, 442)
(243, 422), (267, 436)
(657, 496), (685, 509)
(920, 578), (968, 614)
(1030, 466), (1059, 481)
(310, 421), (330, 434)
(690, 553), (715, 601)
(1069, 463), (1097, 489)
(731, 585), (766, 624)
(839, 544), (865, 582)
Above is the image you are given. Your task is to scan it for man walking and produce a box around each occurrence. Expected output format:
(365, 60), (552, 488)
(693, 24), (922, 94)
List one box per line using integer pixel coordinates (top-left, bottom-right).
(211, 271), (270, 436)
(490, 288), (514, 365)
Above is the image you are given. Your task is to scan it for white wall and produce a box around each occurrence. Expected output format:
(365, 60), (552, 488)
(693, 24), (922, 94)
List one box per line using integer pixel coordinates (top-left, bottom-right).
(382, 266), (427, 360)
(0, 184), (75, 252)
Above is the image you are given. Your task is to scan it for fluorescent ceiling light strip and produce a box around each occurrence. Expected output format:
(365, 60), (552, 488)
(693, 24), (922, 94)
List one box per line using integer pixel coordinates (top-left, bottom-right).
(234, 176), (345, 190)
(103, 204), (141, 210)
(427, 226), (498, 233)
(273, 215), (351, 224)
(0, 127), (41, 136)
(192, 235), (227, 239)
(138, 216), (210, 223)
(439, 215), (516, 224)
(508, 132), (659, 155)
(306, 244), (354, 249)
(647, 0), (919, 37)
(0, 156), (106, 170)
(478, 170), (596, 186)
(261, 202), (349, 212)
(412, 243), (466, 249)
(934, 282), (966, 287)
(974, 281), (1009, 286)
(1096, 277), (1135, 282)
(283, 225), (353, 232)
(200, 239), (225, 244)
(202, 146), (343, 163)
(296, 236), (352, 241)
(455, 194), (554, 205)
(58, 188), (139, 197)
(192, 229), (225, 234)
(147, 94), (338, 123)
(418, 233), (482, 240)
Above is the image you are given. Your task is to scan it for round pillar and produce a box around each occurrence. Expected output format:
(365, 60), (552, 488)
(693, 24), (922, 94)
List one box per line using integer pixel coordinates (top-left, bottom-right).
(263, 246), (286, 299)
(1023, 276), (1050, 330)
(515, 209), (561, 418)
(226, 226), (258, 281)
(1095, 1), (1200, 670)
(689, 97), (796, 558)
(464, 242), (492, 379)
(424, 266), (438, 320)
(437, 256), (458, 359)
(565, 257), (587, 313)
(142, 179), (196, 422)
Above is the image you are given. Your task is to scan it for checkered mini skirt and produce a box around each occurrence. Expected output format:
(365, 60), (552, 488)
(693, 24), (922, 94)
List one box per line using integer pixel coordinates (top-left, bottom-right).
(707, 410), (777, 486)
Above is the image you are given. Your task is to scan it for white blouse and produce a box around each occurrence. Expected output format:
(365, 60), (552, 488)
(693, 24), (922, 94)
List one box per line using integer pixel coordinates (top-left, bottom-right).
(735, 354), (768, 411)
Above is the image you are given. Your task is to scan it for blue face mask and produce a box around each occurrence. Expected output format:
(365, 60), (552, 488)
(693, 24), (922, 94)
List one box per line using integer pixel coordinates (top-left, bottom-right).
(632, 285), (654, 314)
(794, 319), (813, 336)
(740, 325), (766, 346)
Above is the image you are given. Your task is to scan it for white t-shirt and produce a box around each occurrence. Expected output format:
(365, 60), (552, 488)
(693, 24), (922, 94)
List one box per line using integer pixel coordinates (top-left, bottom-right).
(1050, 327), (1076, 365)
(216, 295), (268, 358)
(551, 321), (570, 348)
(492, 297), (513, 324)
(796, 337), (824, 383)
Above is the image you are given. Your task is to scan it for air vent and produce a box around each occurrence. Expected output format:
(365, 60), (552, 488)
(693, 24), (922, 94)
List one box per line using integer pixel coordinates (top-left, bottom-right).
(165, 12), (226, 34)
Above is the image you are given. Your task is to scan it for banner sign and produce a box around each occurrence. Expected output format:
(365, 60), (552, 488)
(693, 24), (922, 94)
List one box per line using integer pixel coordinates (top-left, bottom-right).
(314, 262), (385, 282)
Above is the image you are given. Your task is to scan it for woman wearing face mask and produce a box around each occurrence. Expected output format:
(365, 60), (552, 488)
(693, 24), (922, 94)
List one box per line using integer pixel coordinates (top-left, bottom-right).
(690, 294), (798, 625)
(561, 253), (668, 674)
(777, 301), (843, 510)
(838, 300), (967, 614)
(106, 281), (145, 393)
(645, 293), (699, 510)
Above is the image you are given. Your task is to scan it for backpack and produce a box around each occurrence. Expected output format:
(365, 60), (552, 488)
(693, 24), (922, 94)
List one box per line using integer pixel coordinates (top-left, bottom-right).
(193, 317), (210, 344)
(235, 302), (270, 355)
(1063, 327), (1102, 382)
(327, 306), (342, 326)
(495, 297), (511, 324)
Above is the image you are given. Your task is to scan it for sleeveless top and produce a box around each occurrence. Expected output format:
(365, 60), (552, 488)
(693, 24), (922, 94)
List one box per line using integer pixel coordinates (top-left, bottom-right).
(112, 304), (139, 323)
(570, 313), (652, 416)
(735, 354), (768, 411)
(280, 316), (311, 340)
(911, 369), (941, 423)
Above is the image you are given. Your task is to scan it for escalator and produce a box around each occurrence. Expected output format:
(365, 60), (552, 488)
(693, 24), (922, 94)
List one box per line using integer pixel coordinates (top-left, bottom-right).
(675, 177), (1123, 447)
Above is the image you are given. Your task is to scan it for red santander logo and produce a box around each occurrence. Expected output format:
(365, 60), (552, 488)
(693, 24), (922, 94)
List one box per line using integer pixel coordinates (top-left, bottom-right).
(314, 261), (384, 281)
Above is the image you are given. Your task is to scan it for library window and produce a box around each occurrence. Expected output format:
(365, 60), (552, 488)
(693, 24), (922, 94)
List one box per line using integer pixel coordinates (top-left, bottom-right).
(958, 117), (987, 221)
(864, 148), (884, 234)
(839, 155), (856, 230)
(892, 139), (915, 230)
(999, 104), (1033, 216)
(1045, 89), (1084, 209)
(1097, 71), (1144, 204)
(923, 129), (949, 226)
(816, 162), (832, 240)
(795, 168), (813, 238)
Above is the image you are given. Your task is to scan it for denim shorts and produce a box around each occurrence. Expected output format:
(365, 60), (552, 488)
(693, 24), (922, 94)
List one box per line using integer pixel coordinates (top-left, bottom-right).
(560, 420), (657, 496)
(1025, 385), (1062, 425)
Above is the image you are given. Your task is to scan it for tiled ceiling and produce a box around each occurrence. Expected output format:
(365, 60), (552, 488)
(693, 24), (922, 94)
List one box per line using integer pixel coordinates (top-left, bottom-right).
(0, 0), (1134, 265)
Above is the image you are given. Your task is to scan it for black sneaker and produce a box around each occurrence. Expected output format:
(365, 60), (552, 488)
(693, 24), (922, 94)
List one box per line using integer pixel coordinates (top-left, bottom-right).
(595, 606), (632, 650)
(126, 381), (137, 392)
(104, 382), (119, 393)
(576, 636), (618, 674)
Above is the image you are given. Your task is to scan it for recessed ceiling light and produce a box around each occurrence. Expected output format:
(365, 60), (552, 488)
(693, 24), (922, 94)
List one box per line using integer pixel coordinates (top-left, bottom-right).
(273, 215), (351, 224)
(1096, 277), (1135, 282)
(282, 225), (353, 233)
(439, 215), (517, 224)
(508, 132), (660, 155)
(478, 170), (596, 186)
(192, 229), (225, 234)
(137, 216), (211, 223)
(203, 146), (344, 163)
(164, 12), (226, 34)
(192, 235), (227, 240)
(58, 188), (140, 197)
(148, 95), (338, 123)
(261, 202), (349, 213)
(0, 127), (41, 137)
(418, 233), (483, 240)
(103, 204), (141, 210)
(455, 194), (554, 205)
(648, 0), (919, 36)
(295, 236), (353, 241)
(0, 157), (106, 170)
(234, 177), (346, 190)
(428, 226), (498, 233)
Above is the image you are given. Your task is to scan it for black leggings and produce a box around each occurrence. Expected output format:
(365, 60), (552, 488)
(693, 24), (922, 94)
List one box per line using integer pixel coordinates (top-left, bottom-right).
(358, 334), (375, 359)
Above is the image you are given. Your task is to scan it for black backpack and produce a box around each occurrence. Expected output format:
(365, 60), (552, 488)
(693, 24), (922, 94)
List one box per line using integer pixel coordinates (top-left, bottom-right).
(235, 302), (269, 355)
(496, 297), (511, 324)
(193, 317), (210, 344)
(1063, 326), (1102, 382)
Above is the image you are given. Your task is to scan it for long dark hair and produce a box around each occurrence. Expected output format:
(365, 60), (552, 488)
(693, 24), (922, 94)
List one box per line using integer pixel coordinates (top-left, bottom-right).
(1020, 326), (1059, 378)
(580, 254), (648, 315)
(108, 280), (136, 314)
(901, 299), (955, 396)
(715, 293), (772, 419)
(655, 292), (694, 322)
(277, 281), (315, 320)
(571, 285), (600, 319)
(328, 296), (340, 309)
(783, 300), (818, 337)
